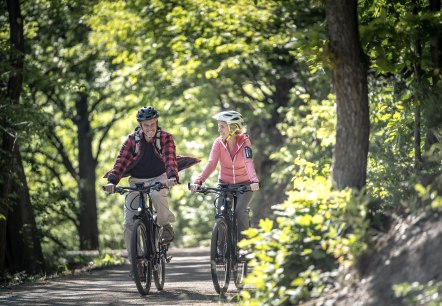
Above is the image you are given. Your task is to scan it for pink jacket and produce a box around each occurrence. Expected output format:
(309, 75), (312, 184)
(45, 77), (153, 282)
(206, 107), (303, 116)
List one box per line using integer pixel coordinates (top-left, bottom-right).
(196, 134), (259, 185)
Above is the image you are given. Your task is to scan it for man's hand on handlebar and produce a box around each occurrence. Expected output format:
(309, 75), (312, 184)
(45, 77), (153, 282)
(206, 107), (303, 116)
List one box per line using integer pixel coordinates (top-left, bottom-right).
(165, 178), (178, 188)
(103, 183), (116, 194)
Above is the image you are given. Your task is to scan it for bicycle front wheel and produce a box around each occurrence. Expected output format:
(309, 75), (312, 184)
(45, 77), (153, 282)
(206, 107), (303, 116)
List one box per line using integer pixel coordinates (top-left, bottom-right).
(153, 246), (166, 290)
(210, 218), (231, 294)
(131, 219), (152, 295)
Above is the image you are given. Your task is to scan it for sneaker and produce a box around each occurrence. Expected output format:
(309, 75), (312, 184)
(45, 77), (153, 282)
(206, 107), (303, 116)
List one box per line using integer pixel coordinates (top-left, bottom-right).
(160, 224), (174, 243)
(238, 250), (250, 262)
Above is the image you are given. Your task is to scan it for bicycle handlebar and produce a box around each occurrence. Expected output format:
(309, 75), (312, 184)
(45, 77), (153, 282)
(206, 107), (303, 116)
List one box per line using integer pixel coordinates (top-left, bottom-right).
(187, 182), (252, 195)
(102, 182), (168, 195)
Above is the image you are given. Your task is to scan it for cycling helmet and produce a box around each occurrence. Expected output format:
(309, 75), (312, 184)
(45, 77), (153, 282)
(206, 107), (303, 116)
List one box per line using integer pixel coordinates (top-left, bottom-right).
(136, 106), (159, 122)
(212, 110), (244, 129)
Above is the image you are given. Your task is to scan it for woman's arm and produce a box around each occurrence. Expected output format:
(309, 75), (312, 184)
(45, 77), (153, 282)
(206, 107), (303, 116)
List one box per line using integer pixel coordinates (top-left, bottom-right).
(195, 139), (221, 184)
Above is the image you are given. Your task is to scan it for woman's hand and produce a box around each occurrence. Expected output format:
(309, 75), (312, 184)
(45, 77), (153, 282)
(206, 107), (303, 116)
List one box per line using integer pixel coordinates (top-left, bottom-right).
(189, 183), (201, 193)
(250, 182), (260, 191)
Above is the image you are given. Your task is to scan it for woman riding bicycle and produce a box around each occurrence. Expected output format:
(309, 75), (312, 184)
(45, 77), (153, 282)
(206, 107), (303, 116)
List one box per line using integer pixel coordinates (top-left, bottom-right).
(190, 110), (260, 241)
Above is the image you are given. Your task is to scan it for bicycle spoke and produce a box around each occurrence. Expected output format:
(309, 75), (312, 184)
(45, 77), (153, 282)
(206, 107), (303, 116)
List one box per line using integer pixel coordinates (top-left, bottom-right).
(210, 219), (230, 294)
(131, 220), (152, 295)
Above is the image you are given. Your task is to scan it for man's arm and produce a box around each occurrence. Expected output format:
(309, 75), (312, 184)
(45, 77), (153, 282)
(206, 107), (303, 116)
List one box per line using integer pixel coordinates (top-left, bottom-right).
(162, 132), (179, 182)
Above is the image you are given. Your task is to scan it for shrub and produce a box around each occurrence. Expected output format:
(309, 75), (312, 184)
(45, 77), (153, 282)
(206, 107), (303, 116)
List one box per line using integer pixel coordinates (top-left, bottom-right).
(240, 159), (368, 305)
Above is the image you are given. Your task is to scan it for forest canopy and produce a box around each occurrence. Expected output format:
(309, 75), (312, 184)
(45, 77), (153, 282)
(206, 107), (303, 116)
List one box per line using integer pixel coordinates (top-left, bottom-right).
(1, 0), (441, 304)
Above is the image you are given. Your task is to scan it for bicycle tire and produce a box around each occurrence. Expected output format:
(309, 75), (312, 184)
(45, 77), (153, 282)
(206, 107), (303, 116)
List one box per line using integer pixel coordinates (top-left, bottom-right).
(210, 218), (231, 294)
(153, 246), (166, 290)
(131, 219), (152, 295)
(233, 261), (248, 290)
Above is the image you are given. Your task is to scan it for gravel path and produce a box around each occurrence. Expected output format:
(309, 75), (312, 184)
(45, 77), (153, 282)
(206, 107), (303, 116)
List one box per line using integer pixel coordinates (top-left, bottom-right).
(0, 247), (246, 305)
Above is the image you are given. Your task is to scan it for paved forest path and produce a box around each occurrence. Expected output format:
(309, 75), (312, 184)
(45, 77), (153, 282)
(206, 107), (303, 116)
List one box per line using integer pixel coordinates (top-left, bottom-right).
(0, 247), (247, 305)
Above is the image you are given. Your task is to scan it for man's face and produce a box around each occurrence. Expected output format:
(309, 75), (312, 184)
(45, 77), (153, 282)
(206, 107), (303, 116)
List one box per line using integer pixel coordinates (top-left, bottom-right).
(140, 118), (158, 139)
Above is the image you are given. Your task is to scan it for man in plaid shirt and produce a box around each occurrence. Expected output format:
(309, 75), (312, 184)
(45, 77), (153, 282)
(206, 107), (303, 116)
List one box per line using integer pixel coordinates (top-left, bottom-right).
(104, 106), (178, 254)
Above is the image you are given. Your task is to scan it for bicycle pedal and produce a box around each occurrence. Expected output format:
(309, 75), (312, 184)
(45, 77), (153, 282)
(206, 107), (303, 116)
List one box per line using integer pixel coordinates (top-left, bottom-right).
(166, 256), (172, 263)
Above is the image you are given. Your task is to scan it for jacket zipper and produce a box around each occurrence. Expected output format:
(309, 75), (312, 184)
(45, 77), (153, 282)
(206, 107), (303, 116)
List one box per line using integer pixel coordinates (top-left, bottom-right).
(222, 139), (246, 184)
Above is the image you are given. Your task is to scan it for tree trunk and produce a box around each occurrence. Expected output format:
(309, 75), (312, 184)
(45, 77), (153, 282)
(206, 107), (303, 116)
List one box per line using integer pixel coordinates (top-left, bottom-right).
(6, 146), (45, 275)
(430, 0), (441, 88)
(325, 0), (370, 189)
(0, 132), (14, 277)
(1, 0), (24, 277)
(76, 92), (99, 250)
(414, 105), (422, 170)
(427, 0), (441, 149)
(412, 6), (424, 171)
(249, 76), (294, 225)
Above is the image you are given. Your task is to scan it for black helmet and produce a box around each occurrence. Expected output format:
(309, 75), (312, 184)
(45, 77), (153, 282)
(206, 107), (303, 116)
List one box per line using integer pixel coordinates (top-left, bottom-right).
(136, 106), (159, 122)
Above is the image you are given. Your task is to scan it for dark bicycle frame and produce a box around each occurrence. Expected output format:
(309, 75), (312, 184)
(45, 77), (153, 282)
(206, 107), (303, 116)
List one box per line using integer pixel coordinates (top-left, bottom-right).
(190, 183), (252, 293)
(109, 182), (170, 295)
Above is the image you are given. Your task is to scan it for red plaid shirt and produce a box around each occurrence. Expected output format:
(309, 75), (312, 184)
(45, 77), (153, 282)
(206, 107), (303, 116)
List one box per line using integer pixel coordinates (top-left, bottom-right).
(104, 127), (179, 184)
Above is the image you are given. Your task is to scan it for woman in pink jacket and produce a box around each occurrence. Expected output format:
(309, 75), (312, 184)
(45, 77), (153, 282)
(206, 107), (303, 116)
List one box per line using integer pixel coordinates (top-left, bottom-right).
(190, 110), (260, 240)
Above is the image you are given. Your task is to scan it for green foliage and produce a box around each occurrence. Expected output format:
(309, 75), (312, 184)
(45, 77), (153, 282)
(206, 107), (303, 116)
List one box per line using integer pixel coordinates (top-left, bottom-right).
(84, 0), (330, 247)
(62, 251), (125, 272)
(415, 182), (442, 211)
(393, 281), (442, 306)
(1, 252), (124, 285)
(272, 93), (335, 182)
(239, 159), (368, 305)
(366, 75), (442, 214)
(5, 1), (441, 301)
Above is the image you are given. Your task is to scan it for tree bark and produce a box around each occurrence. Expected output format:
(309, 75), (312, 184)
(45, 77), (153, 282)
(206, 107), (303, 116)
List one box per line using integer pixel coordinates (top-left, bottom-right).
(1, 0), (25, 276)
(414, 105), (422, 170)
(76, 92), (99, 250)
(325, 0), (370, 189)
(6, 147), (46, 274)
(427, 0), (441, 149)
(413, 29), (423, 171)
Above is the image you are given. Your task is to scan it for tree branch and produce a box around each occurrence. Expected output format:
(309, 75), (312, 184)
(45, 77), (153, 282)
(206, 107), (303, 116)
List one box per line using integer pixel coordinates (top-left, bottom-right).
(94, 112), (127, 162)
(88, 93), (110, 116)
(46, 130), (78, 181)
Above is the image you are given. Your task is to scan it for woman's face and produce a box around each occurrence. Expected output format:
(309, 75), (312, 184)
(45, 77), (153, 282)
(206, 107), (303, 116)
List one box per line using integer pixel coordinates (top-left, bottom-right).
(217, 121), (229, 140)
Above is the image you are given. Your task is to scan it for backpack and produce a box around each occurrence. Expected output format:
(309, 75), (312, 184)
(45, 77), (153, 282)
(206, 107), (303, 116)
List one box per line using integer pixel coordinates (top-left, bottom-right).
(133, 126), (162, 157)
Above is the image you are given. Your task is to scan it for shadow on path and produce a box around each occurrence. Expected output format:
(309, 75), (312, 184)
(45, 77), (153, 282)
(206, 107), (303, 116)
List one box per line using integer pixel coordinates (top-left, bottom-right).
(0, 247), (242, 305)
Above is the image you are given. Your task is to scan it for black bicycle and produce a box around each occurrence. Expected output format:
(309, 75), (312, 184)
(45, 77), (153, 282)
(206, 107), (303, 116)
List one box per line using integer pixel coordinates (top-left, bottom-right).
(105, 182), (171, 295)
(189, 183), (252, 294)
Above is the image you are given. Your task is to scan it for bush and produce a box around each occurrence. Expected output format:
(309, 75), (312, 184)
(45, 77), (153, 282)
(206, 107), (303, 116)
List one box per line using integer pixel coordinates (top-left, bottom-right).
(240, 159), (369, 305)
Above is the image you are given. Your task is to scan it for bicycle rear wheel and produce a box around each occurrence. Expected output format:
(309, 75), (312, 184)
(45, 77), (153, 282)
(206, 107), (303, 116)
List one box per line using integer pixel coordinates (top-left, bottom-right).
(233, 261), (248, 290)
(131, 219), (152, 295)
(153, 245), (166, 290)
(210, 218), (231, 294)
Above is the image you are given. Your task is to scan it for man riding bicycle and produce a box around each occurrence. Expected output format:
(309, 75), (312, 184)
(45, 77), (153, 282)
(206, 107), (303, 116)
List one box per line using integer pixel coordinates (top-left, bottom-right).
(104, 106), (180, 261)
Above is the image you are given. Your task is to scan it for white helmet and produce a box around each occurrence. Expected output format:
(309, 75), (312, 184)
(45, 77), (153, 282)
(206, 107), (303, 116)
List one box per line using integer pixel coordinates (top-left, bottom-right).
(212, 110), (244, 129)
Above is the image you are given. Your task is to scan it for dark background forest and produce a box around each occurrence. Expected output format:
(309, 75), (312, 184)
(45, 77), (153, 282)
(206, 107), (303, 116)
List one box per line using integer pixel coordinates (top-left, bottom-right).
(1, 0), (441, 305)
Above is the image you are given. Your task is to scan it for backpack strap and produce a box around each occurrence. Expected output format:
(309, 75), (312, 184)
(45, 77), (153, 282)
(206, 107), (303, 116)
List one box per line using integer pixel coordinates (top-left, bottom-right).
(155, 129), (162, 157)
(134, 126), (141, 155)
(133, 126), (163, 157)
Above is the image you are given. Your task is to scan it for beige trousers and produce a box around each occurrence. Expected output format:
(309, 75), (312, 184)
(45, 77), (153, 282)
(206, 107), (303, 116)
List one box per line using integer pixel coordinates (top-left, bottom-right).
(123, 173), (176, 260)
